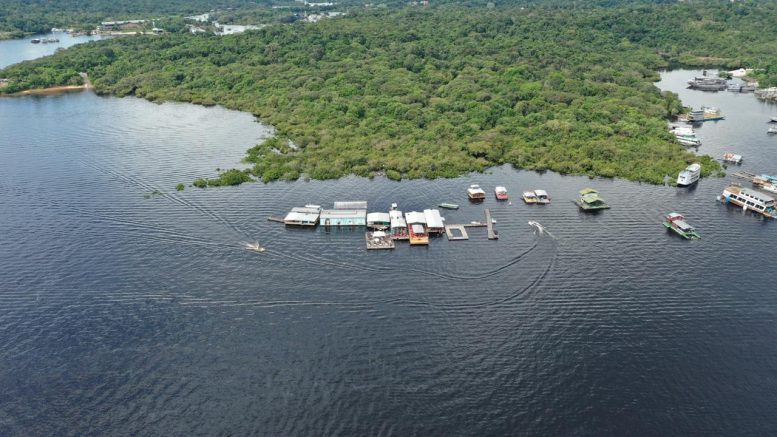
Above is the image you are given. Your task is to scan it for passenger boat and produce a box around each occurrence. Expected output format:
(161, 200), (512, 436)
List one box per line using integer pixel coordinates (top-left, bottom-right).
(575, 188), (609, 211)
(467, 184), (486, 201)
(494, 186), (509, 200)
(663, 213), (700, 239)
(31, 38), (41, 44)
(687, 106), (724, 122)
(687, 77), (727, 91)
(722, 153), (743, 164)
(522, 191), (538, 204)
(719, 185), (777, 218)
(768, 127), (777, 134)
(438, 202), (459, 210)
(535, 189), (551, 204)
(677, 163), (701, 186)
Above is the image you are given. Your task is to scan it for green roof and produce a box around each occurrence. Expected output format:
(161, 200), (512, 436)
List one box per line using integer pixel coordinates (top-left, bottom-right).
(579, 188), (599, 195)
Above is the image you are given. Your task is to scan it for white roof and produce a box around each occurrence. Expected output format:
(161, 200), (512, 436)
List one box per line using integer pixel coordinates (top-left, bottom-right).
(367, 212), (391, 223)
(372, 231), (386, 238)
(284, 211), (319, 222)
(389, 210), (406, 227)
(468, 185), (486, 194)
(334, 201), (367, 209)
(291, 206), (320, 214)
(523, 191), (537, 197)
(412, 224), (425, 234)
(405, 211), (426, 224)
(320, 209), (367, 219)
(423, 209), (444, 228)
(495, 186), (507, 192)
(534, 189), (548, 197)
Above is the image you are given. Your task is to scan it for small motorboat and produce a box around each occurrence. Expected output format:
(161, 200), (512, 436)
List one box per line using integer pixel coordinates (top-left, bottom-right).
(663, 213), (700, 240)
(494, 186), (509, 201)
(244, 242), (265, 252)
(769, 117), (777, 123)
(522, 191), (538, 204)
(769, 127), (777, 135)
(438, 202), (459, 210)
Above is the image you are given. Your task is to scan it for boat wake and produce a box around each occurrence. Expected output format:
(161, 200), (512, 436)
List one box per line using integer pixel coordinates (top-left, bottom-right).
(528, 221), (555, 238)
(242, 241), (266, 252)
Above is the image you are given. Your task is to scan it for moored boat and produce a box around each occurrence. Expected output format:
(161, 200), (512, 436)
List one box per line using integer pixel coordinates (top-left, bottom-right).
(722, 153), (743, 164)
(467, 184), (486, 201)
(768, 127), (777, 134)
(770, 116), (777, 123)
(438, 202), (459, 210)
(575, 188), (609, 211)
(494, 186), (508, 200)
(752, 174), (777, 195)
(677, 137), (701, 147)
(719, 185), (777, 218)
(687, 106), (724, 122)
(687, 76), (727, 91)
(663, 213), (700, 239)
(31, 38), (41, 44)
(535, 189), (551, 204)
(522, 191), (537, 204)
(677, 163), (701, 186)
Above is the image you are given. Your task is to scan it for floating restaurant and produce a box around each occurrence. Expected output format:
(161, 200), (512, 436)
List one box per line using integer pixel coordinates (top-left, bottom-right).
(389, 210), (408, 240)
(367, 212), (391, 229)
(320, 209), (367, 226)
(405, 211), (429, 245)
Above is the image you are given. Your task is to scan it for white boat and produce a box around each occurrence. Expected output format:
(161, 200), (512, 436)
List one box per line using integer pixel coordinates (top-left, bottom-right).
(720, 185), (777, 218)
(535, 189), (551, 204)
(672, 127), (695, 136)
(768, 127), (777, 134)
(722, 153), (742, 164)
(677, 137), (701, 147)
(770, 117), (777, 123)
(467, 184), (486, 200)
(677, 163), (701, 186)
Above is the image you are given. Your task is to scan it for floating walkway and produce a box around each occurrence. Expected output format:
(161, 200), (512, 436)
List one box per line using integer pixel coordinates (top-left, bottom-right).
(486, 209), (498, 240)
(444, 224), (469, 241)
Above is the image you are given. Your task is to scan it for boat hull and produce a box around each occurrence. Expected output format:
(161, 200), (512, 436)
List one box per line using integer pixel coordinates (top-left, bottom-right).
(663, 222), (700, 239)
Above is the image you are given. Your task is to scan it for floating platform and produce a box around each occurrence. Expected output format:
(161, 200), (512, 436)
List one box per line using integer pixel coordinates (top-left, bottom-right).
(267, 216), (285, 223)
(444, 224), (469, 241)
(485, 209), (498, 240)
(366, 231), (395, 250)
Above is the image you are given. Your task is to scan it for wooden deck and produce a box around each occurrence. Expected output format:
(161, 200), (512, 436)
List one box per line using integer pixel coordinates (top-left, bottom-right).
(366, 232), (395, 250)
(267, 216), (285, 223)
(444, 224), (469, 240)
(485, 209), (498, 240)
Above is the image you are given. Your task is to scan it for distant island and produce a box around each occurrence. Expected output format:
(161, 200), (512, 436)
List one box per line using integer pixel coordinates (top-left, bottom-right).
(5, 1), (777, 185)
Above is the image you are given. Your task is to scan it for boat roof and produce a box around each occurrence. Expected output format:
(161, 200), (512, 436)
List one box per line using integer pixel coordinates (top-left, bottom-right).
(579, 188), (598, 195)
(495, 186), (507, 192)
(686, 163), (701, 171)
(468, 186), (485, 194)
(390, 215), (407, 227)
(675, 220), (694, 231)
(367, 212), (391, 223)
(334, 201), (367, 210)
(405, 211), (427, 224)
(740, 187), (776, 202)
(667, 212), (684, 219)
(411, 224), (425, 233)
(581, 193), (604, 204)
(535, 189), (548, 197)
(389, 210), (404, 219)
(523, 191), (536, 197)
(423, 209), (444, 228)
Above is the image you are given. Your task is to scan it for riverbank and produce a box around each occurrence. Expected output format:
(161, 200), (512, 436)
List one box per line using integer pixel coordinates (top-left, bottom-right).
(1, 72), (92, 96)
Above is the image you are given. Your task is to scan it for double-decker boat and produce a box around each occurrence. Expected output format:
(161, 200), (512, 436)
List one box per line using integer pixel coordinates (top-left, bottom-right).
(575, 188), (609, 211)
(719, 185), (777, 218)
(467, 184), (486, 201)
(687, 106), (724, 122)
(677, 163), (701, 186)
(663, 213), (700, 239)
(535, 189), (551, 204)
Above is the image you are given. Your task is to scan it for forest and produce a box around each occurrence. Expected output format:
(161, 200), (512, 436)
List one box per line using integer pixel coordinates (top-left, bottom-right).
(6, 1), (777, 184)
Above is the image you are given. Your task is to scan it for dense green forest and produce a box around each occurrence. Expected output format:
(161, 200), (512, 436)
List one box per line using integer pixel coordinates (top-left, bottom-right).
(8, 1), (777, 184)
(0, 0), (268, 37)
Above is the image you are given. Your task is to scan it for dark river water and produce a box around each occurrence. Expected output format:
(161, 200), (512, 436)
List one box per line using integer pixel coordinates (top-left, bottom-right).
(1, 64), (777, 434)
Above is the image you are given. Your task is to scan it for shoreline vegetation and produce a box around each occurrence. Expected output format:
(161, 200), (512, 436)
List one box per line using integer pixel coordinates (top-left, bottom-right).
(7, 3), (777, 186)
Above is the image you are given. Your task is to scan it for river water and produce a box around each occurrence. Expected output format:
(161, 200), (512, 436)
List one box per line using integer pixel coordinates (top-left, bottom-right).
(1, 52), (776, 434)
(0, 32), (106, 69)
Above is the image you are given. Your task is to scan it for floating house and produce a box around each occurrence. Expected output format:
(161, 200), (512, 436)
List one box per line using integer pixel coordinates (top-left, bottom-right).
(283, 205), (321, 226)
(405, 211), (429, 245)
(389, 210), (408, 240)
(423, 209), (445, 234)
(367, 212), (391, 230)
(320, 209), (367, 226)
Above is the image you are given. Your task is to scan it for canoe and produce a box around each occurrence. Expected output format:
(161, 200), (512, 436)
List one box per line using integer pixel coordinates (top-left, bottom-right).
(439, 203), (459, 210)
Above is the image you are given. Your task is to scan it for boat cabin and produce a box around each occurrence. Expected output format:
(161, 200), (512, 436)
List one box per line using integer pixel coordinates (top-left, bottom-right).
(494, 186), (508, 200)
(535, 190), (551, 204)
(522, 191), (538, 203)
(389, 210), (408, 240)
(578, 188), (609, 210)
(467, 184), (486, 200)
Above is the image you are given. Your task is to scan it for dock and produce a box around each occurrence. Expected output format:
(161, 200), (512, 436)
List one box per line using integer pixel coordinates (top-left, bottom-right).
(485, 209), (498, 240)
(365, 231), (395, 250)
(732, 171), (758, 181)
(444, 224), (469, 241)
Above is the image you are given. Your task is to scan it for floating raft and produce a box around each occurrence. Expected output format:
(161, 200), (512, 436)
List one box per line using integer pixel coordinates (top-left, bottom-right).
(444, 224), (469, 241)
(365, 231), (395, 250)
